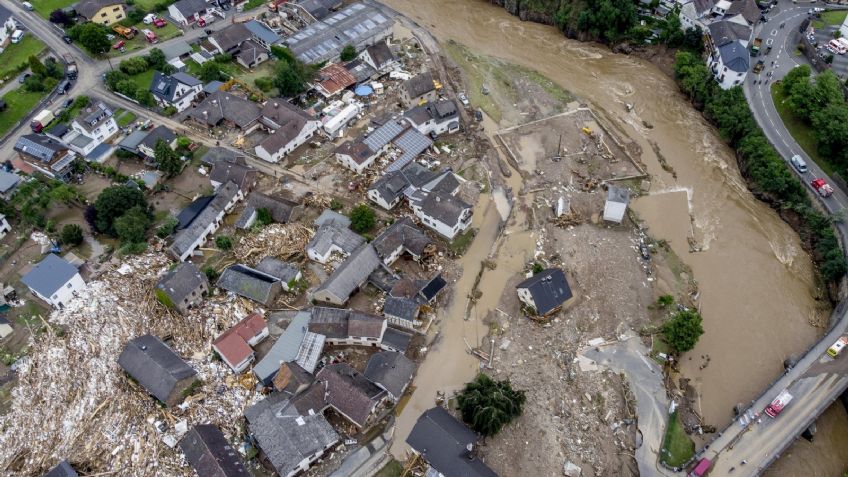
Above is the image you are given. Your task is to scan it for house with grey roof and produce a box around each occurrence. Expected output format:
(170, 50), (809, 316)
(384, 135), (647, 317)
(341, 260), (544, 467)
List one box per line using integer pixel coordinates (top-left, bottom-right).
(410, 190), (472, 240)
(602, 185), (630, 223)
(316, 363), (387, 428)
(407, 407), (497, 477)
(21, 254), (85, 308)
(168, 181), (243, 261)
(364, 351), (415, 401)
(118, 334), (197, 407)
(235, 191), (302, 229)
(367, 162), (437, 210)
(168, 0), (208, 26)
(68, 101), (119, 157)
(138, 125), (178, 159)
(381, 327), (414, 353)
(179, 424), (250, 477)
(306, 223), (365, 264)
(256, 257), (302, 289)
(149, 71), (203, 112)
(358, 41), (398, 74)
(0, 170), (20, 200)
(44, 460), (78, 477)
(404, 99), (460, 137)
(400, 71), (437, 108)
(372, 217), (434, 266)
(291, 0), (343, 21)
(255, 100), (321, 163)
(209, 157), (258, 191)
(308, 307), (386, 346)
(244, 19), (281, 50)
(516, 268), (573, 316)
(217, 264), (282, 306)
(186, 91), (262, 133)
(334, 119), (407, 174)
(155, 262), (209, 314)
(312, 244), (382, 305)
(13, 134), (75, 181)
(381, 273), (447, 330)
(706, 15), (752, 89)
(314, 209), (350, 228)
(254, 311), (320, 383)
(245, 394), (339, 477)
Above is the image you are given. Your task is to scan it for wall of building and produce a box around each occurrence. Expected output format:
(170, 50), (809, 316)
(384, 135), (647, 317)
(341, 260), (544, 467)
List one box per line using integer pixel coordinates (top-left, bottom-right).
(89, 4), (126, 25)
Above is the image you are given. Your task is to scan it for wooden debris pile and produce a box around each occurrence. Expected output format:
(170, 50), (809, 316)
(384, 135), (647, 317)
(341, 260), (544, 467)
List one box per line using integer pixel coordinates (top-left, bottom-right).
(234, 223), (313, 265)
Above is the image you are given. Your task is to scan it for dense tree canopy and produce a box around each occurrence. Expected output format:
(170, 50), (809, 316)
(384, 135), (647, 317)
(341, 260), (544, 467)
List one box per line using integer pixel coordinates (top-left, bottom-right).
(93, 186), (148, 235)
(662, 310), (704, 353)
(349, 204), (376, 233)
(69, 23), (111, 54)
(457, 374), (526, 437)
(114, 206), (151, 244)
(154, 139), (182, 178)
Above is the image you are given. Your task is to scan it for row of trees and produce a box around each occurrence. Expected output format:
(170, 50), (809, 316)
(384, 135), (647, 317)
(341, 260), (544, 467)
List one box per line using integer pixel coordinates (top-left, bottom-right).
(105, 49), (172, 107)
(674, 51), (847, 284)
(269, 46), (316, 97)
(21, 56), (65, 93)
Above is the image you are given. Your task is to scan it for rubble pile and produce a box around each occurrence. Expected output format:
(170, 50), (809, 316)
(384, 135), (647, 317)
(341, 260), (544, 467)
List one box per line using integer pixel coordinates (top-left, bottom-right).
(234, 223), (314, 265)
(0, 252), (260, 476)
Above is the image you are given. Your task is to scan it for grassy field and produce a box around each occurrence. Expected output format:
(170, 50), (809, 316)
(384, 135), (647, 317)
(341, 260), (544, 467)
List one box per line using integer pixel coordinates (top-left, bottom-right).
(32, 0), (76, 19)
(115, 109), (138, 127)
(821, 10), (848, 26)
(0, 35), (47, 81)
(126, 69), (157, 92)
(374, 460), (403, 477)
(0, 88), (48, 136)
(770, 84), (834, 176)
(133, 0), (175, 11)
(107, 23), (183, 58)
(660, 410), (695, 468)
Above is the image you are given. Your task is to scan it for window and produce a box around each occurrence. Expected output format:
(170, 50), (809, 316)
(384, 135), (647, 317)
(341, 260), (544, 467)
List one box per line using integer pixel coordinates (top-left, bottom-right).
(67, 283), (72, 289)
(101, 12), (107, 17)
(113, 7), (120, 11)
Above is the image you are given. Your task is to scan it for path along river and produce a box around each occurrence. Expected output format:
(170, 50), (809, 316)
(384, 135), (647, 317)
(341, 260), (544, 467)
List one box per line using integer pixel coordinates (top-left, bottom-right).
(382, 0), (847, 472)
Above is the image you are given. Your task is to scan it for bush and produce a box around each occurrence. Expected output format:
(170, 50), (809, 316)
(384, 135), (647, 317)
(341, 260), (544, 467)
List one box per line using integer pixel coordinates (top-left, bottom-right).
(156, 216), (179, 238)
(340, 44), (357, 61)
(254, 77), (273, 92)
(60, 224), (84, 246)
(349, 204), (376, 233)
(531, 263), (544, 274)
(114, 206), (151, 244)
(155, 288), (175, 308)
(162, 106), (177, 117)
(215, 235), (233, 250)
(94, 185), (148, 235)
(657, 295), (674, 307)
(119, 56), (149, 75)
(203, 266), (219, 282)
(329, 198), (343, 211)
(662, 310), (704, 353)
(256, 207), (273, 226)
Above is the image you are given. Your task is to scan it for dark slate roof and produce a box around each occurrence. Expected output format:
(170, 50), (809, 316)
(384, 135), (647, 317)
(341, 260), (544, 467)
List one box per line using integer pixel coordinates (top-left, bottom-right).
(171, 0), (207, 17)
(694, 0), (714, 14)
(407, 407), (497, 477)
(383, 296), (419, 323)
(419, 273), (447, 302)
(314, 244), (382, 302)
(117, 334), (197, 404)
(236, 40), (266, 66)
(416, 192), (471, 227)
(297, 0), (341, 20)
(314, 209), (350, 228)
(76, 0), (118, 18)
(256, 257), (300, 283)
(0, 170), (19, 194)
(364, 41), (396, 69)
(307, 223), (365, 258)
(14, 135), (66, 163)
(217, 264), (280, 305)
(316, 363), (386, 427)
(46, 123), (70, 140)
(258, 101), (315, 154)
(245, 192), (299, 222)
(21, 254), (79, 299)
(244, 19), (281, 44)
(44, 460), (78, 477)
(382, 327), (413, 353)
(364, 351), (414, 398)
(0, 5), (12, 24)
(188, 91), (261, 129)
(425, 171), (461, 196)
(176, 195), (214, 230)
(156, 262), (208, 305)
(290, 382), (327, 415)
(139, 125), (177, 151)
(169, 181), (240, 259)
(245, 395), (339, 475)
(308, 307), (384, 340)
(718, 40), (750, 73)
(209, 158), (256, 188)
(201, 147), (239, 165)
(253, 311), (311, 383)
(179, 424), (250, 477)
(372, 217), (433, 263)
(213, 23), (252, 52)
(707, 19), (752, 47)
(726, 0), (760, 25)
(516, 268), (572, 315)
(403, 71), (435, 99)
(150, 71), (201, 103)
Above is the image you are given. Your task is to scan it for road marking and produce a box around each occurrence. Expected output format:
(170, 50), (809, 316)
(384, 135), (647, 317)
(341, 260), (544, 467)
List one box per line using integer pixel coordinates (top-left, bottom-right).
(771, 29), (779, 36)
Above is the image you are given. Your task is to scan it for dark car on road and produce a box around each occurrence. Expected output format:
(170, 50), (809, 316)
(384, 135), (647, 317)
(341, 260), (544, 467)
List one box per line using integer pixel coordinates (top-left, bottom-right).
(62, 35), (72, 44)
(18, 73), (30, 83)
(61, 98), (74, 109)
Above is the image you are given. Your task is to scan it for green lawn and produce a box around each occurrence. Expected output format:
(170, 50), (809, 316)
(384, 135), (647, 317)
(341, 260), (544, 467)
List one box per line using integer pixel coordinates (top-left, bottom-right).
(770, 84), (834, 176)
(660, 410), (695, 468)
(374, 460), (403, 477)
(133, 0), (175, 10)
(115, 109), (137, 127)
(185, 58), (240, 80)
(821, 10), (848, 26)
(107, 23), (183, 58)
(32, 0), (76, 19)
(0, 35), (47, 81)
(448, 228), (477, 256)
(242, 0), (265, 10)
(0, 88), (49, 136)
(129, 69), (157, 91)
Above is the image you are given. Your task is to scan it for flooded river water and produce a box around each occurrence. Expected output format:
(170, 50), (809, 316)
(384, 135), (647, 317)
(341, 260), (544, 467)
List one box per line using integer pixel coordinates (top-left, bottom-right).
(381, 0), (848, 472)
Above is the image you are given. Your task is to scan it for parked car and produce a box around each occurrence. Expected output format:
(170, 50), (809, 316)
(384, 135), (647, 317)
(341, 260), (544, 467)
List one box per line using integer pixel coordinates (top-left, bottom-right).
(143, 13), (156, 24)
(113, 40), (125, 50)
(458, 92), (469, 106)
(153, 18), (167, 28)
(18, 72), (30, 83)
(10, 30), (24, 44)
(61, 98), (74, 109)
(22, 2), (33, 11)
(62, 35), (73, 44)
(790, 154), (808, 173)
(106, 33), (116, 41)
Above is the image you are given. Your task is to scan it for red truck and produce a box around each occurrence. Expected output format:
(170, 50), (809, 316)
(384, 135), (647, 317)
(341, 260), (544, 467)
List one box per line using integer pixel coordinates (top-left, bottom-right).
(811, 178), (834, 197)
(688, 458), (711, 477)
(764, 390), (793, 418)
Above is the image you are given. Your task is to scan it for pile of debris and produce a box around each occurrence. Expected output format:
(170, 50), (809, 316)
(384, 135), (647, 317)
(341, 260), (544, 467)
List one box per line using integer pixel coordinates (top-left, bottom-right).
(234, 223), (314, 265)
(0, 252), (261, 476)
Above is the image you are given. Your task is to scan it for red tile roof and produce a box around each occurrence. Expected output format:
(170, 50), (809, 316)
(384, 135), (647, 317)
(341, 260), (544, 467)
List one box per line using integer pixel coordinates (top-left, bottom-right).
(212, 312), (267, 368)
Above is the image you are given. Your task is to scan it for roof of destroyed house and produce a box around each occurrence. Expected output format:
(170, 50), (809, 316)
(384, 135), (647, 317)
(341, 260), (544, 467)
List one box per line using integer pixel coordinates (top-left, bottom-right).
(212, 23), (252, 52)
(256, 257), (300, 283)
(369, 162), (437, 203)
(307, 223), (365, 257)
(245, 396), (339, 475)
(516, 268), (573, 315)
(363, 41), (396, 68)
(314, 244), (382, 302)
(718, 40), (750, 73)
(14, 134), (66, 162)
(201, 147), (239, 165)
(117, 334), (197, 404)
(316, 363), (386, 427)
(273, 361), (314, 394)
(188, 91), (261, 128)
(254, 311), (311, 382)
(139, 125), (177, 151)
(364, 351), (415, 398)
(403, 71), (435, 98)
(244, 191), (299, 222)
(424, 171), (462, 196)
(21, 254), (78, 297)
(150, 71), (202, 103)
(382, 326), (413, 352)
(388, 128), (433, 172)
(155, 262), (207, 303)
(179, 424), (250, 477)
(160, 40), (193, 61)
(0, 170), (20, 194)
(407, 407), (497, 477)
(726, 0), (760, 25)
(334, 141), (375, 165)
(176, 195), (214, 230)
(416, 192), (471, 226)
(290, 382), (327, 415)
(171, 0), (207, 17)
(244, 19), (281, 45)
(217, 264), (280, 305)
(169, 181), (240, 259)
(297, 0), (342, 20)
(75, 101), (114, 133)
(309, 307), (384, 339)
(707, 19), (752, 47)
(76, 0), (120, 18)
(345, 59), (377, 84)
(209, 157), (255, 188)
(314, 209), (350, 228)
(372, 217), (433, 261)
(606, 185), (631, 204)
(236, 40), (266, 66)
(294, 331), (325, 373)
(44, 460), (78, 477)
(383, 296), (419, 323)
(419, 273), (447, 302)
(118, 130), (149, 152)
(212, 312), (267, 367)
(284, 3), (393, 64)
(316, 63), (357, 96)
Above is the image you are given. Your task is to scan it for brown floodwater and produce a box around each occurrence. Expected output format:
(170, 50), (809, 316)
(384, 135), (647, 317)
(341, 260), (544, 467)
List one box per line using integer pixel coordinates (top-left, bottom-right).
(381, 0), (847, 472)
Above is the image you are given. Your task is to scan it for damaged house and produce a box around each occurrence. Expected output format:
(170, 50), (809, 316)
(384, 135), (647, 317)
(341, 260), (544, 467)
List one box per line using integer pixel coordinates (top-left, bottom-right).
(311, 244), (382, 305)
(155, 262), (209, 314)
(308, 307), (386, 347)
(118, 334), (197, 407)
(234, 192), (302, 229)
(409, 171), (473, 240)
(255, 100), (321, 163)
(254, 311), (325, 383)
(186, 91), (262, 133)
(209, 156), (258, 191)
(371, 217), (434, 266)
(367, 162), (437, 210)
(216, 264), (283, 306)
(212, 312), (270, 373)
(21, 253), (85, 309)
(399, 71), (438, 108)
(407, 406), (497, 477)
(168, 181), (243, 261)
(364, 351), (415, 402)
(179, 424), (250, 477)
(404, 99), (460, 137)
(315, 363), (388, 429)
(516, 268), (573, 316)
(306, 222), (365, 264)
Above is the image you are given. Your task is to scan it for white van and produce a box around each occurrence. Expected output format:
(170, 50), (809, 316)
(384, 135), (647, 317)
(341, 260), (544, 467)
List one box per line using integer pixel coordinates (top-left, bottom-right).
(143, 13), (156, 24)
(10, 30), (24, 44)
(21, 2), (33, 10)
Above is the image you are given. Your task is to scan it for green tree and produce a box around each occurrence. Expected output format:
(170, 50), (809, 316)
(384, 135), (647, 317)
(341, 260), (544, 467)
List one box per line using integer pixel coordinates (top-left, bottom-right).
(94, 186), (148, 235)
(256, 207), (273, 226)
(662, 310), (704, 353)
(349, 204), (376, 233)
(60, 224), (84, 246)
(273, 60), (312, 97)
(154, 139), (182, 178)
(674, 51), (713, 108)
(270, 45), (297, 63)
(215, 235), (233, 250)
(203, 266), (219, 282)
(73, 23), (111, 54)
(114, 206), (151, 244)
(340, 44), (357, 61)
(199, 61), (225, 82)
(811, 104), (848, 168)
(657, 295), (674, 307)
(146, 48), (167, 71)
(28, 56), (47, 78)
(457, 374), (526, 437)
(156, 216), (179, 238)
(119, 56), (149, 75)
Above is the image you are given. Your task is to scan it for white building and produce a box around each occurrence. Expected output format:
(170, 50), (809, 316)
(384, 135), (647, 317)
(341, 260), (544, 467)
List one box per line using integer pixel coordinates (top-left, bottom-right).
(603, 185), (630, 223)
(168, 181), (243, 261)
(168, 0), (208, 26)
(149, 72), (203, 112)
(404, 100), (460, 137)
(322, 102), (361, 137)
(0, 214), (10, 239)
(21, 254), (86, 308)
(0, 5), (16, 46)
(255, 101), (321, 163)
(68, 102), (119, 156)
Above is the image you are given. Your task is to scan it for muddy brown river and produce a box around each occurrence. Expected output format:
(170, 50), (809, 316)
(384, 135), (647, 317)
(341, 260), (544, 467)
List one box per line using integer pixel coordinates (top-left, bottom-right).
(382, 0), (848, 472)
